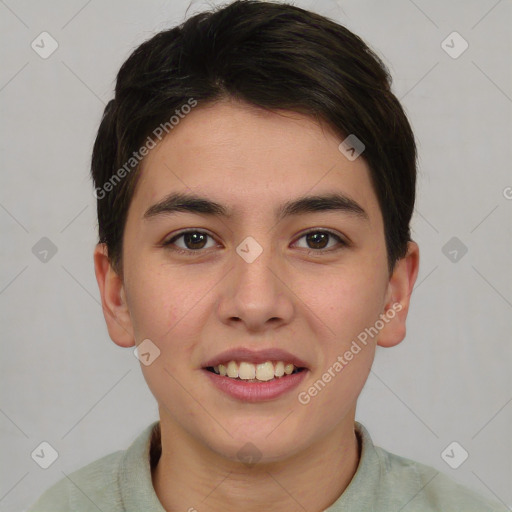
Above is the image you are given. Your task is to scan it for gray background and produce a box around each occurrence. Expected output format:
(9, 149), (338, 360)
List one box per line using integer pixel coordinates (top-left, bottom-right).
(1, 0), (511, 510)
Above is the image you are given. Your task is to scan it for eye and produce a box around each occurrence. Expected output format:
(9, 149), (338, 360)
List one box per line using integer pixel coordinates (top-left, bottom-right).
(162, 230), (217, 255)
(293, 229), (348, 253)
(162, 228), (348, 256)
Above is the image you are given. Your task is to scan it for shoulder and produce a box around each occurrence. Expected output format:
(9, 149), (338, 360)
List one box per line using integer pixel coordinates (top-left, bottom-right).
(26, 449), (125, 512)
(374, 445), (508, 511)
(27, 422), (160, 511)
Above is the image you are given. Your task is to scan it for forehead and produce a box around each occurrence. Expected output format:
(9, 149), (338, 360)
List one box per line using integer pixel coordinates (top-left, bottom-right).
(130, 99), (381, 227)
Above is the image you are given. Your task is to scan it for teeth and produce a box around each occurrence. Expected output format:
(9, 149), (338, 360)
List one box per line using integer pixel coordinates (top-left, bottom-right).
(226, 361), (238, 378)
(239, 361), (256, 380)
(212, 360), (301, 381)
(256, 362), (274, 381)
(275, 361), (285, 377)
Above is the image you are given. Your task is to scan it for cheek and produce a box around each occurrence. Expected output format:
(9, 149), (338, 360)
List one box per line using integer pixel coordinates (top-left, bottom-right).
(124, 262), (185, 340)
(126, 267), (204, 412)
(302, 348), (374, 433)
(296, 271), (380, 425)
(317, 264), (386, 344)
(124, 262), (210, 375)
(300, 258), (384, 396)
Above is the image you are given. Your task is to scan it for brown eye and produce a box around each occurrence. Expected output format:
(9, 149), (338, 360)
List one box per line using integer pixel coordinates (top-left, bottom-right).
(163, 230), (216, 254)
(294, 230), (347, 252)
(181, 232), (208, 250)
(305, 232), (329, 249)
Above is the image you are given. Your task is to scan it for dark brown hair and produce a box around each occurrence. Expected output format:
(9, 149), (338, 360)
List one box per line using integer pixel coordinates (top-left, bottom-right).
(91, 0), (416, 276)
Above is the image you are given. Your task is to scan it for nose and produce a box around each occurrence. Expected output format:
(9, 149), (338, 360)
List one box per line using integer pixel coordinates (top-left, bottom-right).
(216, 238), (295, 332)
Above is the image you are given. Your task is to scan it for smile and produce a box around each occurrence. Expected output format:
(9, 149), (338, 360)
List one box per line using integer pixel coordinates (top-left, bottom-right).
(206, 360), (304, 382)
(203, 363), (308, 402)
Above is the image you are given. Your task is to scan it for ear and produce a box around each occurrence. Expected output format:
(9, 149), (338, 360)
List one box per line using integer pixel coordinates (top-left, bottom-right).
(377, 241), (420, 348)
(93, 243), (135, 348)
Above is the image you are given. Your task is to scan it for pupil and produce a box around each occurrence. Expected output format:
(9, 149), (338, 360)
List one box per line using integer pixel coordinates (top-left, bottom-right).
(307, 232), (328, 249)
(185, 232), (206, 250)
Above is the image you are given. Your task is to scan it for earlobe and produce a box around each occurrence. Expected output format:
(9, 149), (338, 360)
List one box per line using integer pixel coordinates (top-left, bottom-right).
(377, 241), (420, 348)
(93, 243), (135, 348)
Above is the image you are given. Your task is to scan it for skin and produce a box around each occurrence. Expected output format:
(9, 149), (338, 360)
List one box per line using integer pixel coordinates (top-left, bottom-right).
(94, 98), (419, 512)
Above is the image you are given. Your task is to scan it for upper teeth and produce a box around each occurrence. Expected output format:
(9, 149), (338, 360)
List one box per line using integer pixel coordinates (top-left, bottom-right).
(213, 361), (298, 381)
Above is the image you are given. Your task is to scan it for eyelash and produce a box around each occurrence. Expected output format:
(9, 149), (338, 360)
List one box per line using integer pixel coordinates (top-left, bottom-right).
(161, 229), (348, 257)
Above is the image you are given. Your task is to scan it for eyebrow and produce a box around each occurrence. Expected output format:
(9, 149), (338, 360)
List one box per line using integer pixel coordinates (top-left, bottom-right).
(143, 191), (369, 223)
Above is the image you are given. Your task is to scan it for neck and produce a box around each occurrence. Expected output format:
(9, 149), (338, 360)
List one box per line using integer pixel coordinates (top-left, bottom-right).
(151, 409), (360, 512)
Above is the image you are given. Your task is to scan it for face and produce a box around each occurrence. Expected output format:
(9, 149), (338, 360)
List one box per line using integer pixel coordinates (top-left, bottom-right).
(96, 99), (417, 463)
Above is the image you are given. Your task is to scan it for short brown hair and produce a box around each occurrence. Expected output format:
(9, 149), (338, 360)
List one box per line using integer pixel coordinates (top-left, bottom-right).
(91, 0), (417, 276)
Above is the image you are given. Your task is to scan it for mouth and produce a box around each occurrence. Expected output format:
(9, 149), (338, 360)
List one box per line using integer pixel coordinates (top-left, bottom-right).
(204, 361), (307, 383)
(200, 348), (310, 401)
(202, 360), (309, 402)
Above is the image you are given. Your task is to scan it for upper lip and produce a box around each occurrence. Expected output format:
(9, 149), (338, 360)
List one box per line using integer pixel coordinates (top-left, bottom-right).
(202, 347), (309, 369)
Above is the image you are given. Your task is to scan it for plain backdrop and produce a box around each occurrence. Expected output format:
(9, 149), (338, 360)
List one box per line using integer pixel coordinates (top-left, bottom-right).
(1, 0), (511, 510)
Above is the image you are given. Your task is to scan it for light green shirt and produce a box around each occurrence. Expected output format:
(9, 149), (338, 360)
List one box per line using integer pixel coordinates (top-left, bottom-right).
(28, 421), (507, 511)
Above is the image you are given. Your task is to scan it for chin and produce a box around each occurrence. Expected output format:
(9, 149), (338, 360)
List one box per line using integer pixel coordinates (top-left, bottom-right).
(202, 421), (310, 462)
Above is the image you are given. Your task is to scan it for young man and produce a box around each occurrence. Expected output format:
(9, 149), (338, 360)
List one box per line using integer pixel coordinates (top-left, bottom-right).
(28, 1), (507, 510)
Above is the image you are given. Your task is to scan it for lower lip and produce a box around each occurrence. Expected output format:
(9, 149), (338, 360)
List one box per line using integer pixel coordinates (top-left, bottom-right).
(202, 368), (309, 402)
